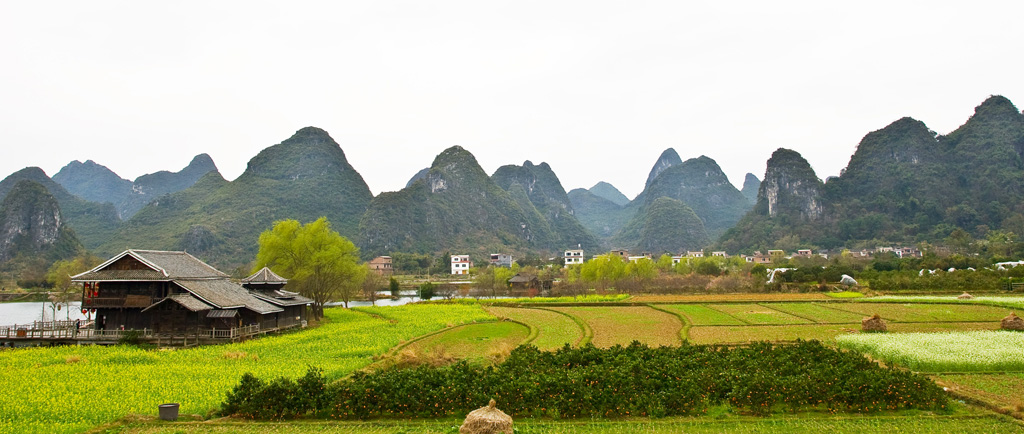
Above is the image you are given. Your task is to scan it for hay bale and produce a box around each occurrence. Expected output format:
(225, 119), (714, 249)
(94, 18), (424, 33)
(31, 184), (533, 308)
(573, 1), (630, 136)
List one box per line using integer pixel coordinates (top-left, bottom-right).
(957, 292), (974, 300)
(460, 399), (513, 434)
(1002, 312), (1024, 331)
(862, 314), (887, 332)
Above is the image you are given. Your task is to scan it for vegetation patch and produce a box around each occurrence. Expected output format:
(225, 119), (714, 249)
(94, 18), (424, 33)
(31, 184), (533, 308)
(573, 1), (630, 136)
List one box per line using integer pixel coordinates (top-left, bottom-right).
(548, 306), (681, 348)
(0, 305), (493, 434)
(937, 373), (1024, 412)
(402, 321), (529, 364)
(687, 325), (858, 344)
(824, 291), (864, 298)
(90, 414), (1023, 433)
(828, 303), (1011, 323)
(768, 303), (866, 323)
(222, 341), (948, 420)
(708, 304), (814, 325)
(837, 330), (1024, 372)
(869, 295), (1024, 311)
(663, 304), (745, 326)
(486, 307), (584, 350)
(887, 322), (1001, 333)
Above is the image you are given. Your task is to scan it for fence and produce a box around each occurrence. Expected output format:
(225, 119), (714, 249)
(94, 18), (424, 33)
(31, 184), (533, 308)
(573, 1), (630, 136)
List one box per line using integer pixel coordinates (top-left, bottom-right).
(0, 323), (263, 342)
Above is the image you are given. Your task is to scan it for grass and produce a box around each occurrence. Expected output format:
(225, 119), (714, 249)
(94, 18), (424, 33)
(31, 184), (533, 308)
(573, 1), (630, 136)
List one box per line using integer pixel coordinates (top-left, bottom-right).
(402, 321), (529, 363)
(548, 306), (681, 348)
(708, 304), (814, 325)
(485, 307), (583, 350)
(95, 413), (1024, 433)
(827, 303), (1012, 322)
(869, 295), (1024, 311)
(687, 324), (859, 344)
(662, 304), (746, 326)
(936, 373), (1024, 412)
(768, 303), (866, 323)
(836, 330), (1024, 372)
(887, 322), (1001, 333)
(629, 293), (830, 302)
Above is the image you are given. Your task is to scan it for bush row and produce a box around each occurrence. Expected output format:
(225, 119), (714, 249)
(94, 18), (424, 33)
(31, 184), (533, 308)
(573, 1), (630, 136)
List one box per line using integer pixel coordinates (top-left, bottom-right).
(222, 340), (948, 420)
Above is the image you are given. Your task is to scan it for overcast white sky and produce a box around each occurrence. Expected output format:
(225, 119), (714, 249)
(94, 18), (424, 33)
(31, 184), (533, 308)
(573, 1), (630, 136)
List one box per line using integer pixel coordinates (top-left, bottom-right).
(1, 1), (1022, 199)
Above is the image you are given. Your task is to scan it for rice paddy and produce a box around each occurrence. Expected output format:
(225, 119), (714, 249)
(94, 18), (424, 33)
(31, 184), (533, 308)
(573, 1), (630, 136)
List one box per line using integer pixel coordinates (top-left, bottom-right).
(484, 306), (584, 350)
(825, 303), (1011, 322)
(707, 303), (814, 325)
(547, 306), (682, 348)
(402, 321), (529, 362)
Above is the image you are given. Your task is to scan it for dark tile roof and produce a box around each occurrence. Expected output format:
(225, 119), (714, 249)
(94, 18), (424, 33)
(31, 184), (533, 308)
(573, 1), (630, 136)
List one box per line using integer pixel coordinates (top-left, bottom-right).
(72, 269), (168, 281)
(174, 279), (282, 314)
(207, 309), (239, 318)
(142, 293), (213, 312)
(250, 290), (314, 307)
(241, 267), (288, 284)
(72, 249), (228, 281)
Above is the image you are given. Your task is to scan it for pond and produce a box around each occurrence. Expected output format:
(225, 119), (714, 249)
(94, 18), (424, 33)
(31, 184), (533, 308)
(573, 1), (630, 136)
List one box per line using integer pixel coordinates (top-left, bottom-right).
(0, 301), (88, 326)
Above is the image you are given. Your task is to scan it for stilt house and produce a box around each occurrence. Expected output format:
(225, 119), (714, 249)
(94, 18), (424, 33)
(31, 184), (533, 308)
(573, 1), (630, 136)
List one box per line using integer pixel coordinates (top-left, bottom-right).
(72, 250), (311, 334)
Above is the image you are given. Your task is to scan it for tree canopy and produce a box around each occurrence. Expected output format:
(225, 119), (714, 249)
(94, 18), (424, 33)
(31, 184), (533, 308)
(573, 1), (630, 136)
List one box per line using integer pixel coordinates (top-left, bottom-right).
(253, 217), (365, 318)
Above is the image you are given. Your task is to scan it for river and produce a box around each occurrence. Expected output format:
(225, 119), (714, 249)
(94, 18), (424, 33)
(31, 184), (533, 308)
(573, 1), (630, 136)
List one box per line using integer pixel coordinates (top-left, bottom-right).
(0, 301), (88, 326)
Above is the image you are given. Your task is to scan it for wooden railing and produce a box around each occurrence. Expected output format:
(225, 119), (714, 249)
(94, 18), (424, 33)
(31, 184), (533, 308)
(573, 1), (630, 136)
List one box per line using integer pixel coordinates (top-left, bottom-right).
(207, 324), (260, 339)
(0, 323), (265, 341)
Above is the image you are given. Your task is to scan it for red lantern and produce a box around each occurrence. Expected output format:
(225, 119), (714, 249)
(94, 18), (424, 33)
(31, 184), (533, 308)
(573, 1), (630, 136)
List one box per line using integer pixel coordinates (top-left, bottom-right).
(90, 309), (95, 313)
(81, 309), (88, 314)
(93, 290), (99, 297)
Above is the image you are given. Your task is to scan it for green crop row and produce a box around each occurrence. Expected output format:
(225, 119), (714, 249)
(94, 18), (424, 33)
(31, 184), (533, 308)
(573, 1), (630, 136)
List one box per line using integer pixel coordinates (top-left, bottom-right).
(836, 330), (1024, 372)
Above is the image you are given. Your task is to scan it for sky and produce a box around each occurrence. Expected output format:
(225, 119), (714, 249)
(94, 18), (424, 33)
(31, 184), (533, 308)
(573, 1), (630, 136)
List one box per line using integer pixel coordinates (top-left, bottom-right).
(1, 1), (1022, 199)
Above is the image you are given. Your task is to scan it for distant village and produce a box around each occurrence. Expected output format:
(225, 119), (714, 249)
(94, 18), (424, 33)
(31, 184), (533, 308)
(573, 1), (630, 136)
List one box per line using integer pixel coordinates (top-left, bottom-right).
(363, 245), (926, 277)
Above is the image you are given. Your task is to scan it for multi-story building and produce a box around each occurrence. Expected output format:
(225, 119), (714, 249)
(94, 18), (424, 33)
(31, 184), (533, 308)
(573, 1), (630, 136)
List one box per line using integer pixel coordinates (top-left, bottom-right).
(489, 253), (514, 268)
(368, 256), (393, 276)
(564, 249), (584, 266)
(451, 255), (473, 275)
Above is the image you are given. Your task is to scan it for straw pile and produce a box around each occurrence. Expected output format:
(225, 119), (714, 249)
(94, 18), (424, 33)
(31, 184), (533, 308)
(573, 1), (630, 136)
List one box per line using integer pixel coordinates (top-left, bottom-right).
(861, 314), (887, 332)
(459, 399), (513, 434)
(1002, 312), (1024, 331)
(957, 292), (974, 300)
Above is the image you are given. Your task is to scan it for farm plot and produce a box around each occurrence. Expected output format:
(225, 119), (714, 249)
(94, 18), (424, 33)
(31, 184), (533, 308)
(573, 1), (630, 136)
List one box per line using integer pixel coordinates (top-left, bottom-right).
(936, 372), (1024, 411)
(549, 306), (681, 348)
(485, 307), (583, 350)
(827, 303), (1010, 322)
(403, 321), (529, 362)
(708, 304), (814, 325)
(887, 322), (1001, 333)
(662, 304), (745, 325)
(688, 324), (859, 344)
(836, 330), (1024, 372)
(767, 303), (866, 323)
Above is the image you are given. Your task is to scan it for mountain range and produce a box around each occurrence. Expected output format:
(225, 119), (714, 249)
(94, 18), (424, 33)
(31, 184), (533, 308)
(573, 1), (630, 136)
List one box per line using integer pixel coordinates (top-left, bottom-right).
(2, 95), (1022, 272)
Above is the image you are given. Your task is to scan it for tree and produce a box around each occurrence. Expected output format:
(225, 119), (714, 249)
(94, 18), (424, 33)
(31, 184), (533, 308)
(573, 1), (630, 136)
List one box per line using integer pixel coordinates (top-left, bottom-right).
(45, 254), (100, 320)
(361, 265), (386, 306)
(388, 276), (401, 298)
(253, 218), (365, 319)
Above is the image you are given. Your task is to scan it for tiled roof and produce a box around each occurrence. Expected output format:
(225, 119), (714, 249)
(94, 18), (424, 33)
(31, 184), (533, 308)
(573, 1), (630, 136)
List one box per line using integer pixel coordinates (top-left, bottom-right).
(141, 294), (213, 312)
(250, 290), (313, 307)
(241, 267), (288, 284)
(72, 249), (228, 281)
(72, 269), (168, 281)
(174, 279), (282, 314)
(207, 309), (239, 318)
(132, 250), (229, 279)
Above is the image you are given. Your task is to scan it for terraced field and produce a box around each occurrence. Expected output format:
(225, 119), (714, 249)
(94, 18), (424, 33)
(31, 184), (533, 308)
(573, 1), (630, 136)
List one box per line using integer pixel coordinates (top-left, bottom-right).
(403, 321), (529, 362)
(485, 306), (584, 350)
(548, 306), (682, 348)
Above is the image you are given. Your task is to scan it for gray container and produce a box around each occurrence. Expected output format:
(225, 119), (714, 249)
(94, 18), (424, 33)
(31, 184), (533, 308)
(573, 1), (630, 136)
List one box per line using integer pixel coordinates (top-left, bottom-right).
(158, 403), (179, 421)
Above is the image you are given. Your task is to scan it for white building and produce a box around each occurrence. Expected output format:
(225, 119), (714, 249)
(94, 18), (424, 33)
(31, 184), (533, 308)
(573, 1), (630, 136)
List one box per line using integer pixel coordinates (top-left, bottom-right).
(564, 249), (584, 266)
(451, 255), (473, 275)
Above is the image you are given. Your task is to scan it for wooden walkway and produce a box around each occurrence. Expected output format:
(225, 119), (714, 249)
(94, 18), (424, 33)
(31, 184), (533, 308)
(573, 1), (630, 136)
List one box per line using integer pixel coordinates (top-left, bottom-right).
(0, 321), (296, 347)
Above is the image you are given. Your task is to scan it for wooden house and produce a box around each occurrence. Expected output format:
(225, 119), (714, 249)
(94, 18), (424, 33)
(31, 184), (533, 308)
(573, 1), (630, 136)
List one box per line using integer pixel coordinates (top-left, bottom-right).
(72, 250), (311, 336)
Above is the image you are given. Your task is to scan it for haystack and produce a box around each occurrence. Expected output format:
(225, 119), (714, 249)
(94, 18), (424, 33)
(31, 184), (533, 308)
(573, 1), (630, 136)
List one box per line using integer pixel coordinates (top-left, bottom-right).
(957, 292), (974, 300)
(459, 399), (513, 434)
(1002, 312), (1024, 331)
(862, 314), (887, 332)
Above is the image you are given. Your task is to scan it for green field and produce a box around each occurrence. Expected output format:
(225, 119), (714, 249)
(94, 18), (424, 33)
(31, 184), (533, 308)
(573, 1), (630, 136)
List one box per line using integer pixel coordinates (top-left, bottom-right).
(836, 330), (1024, 372)
(708, 303), (814, 325)
(98, 414), (1024, 434)
(688, 324), (860, 344)
(402, 321), (529, 362)
(486, 306), (583, 350)
(827, 303), (1012, 322)
(548, 306), (681, 348)
(662, 304), (746, 325)
(768, 303), (866, 323)
(937, 373), (1024, 411)
(0, 305), (494, 434)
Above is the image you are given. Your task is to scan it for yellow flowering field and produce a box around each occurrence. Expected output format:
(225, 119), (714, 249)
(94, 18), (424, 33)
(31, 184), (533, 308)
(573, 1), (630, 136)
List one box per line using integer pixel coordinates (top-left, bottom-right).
(0, 304), (493, 434)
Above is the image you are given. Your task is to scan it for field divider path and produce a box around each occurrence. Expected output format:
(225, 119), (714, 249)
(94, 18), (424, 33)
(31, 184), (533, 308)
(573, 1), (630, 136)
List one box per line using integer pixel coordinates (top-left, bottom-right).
(483, 306), (539, 345)
(384, 319), (500, 359)
(647, 304), (691, 342)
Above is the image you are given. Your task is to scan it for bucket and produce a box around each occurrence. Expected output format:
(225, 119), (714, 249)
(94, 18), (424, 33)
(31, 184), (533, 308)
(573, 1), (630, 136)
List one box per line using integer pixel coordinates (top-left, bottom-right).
(158, 403), (179, 421)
